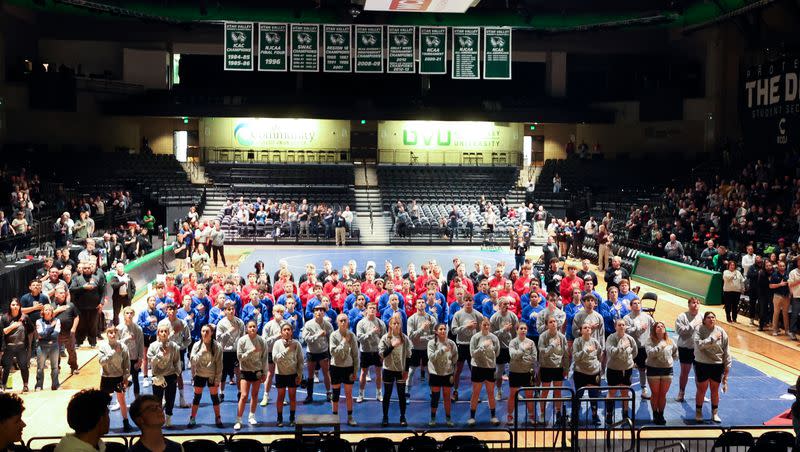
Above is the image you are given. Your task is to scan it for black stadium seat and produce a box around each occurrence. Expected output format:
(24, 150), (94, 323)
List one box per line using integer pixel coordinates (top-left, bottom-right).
(182, 439), (225, 452)
(355, 437), (395, 452)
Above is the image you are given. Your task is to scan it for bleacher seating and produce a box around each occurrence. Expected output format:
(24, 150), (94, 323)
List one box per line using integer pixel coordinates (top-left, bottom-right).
(377, 165), (519, 208)
(205, 163), (354, 186)
(534, 158), (684, 195)
(378, 165), (522, 240)
(203, 163), (357, 241)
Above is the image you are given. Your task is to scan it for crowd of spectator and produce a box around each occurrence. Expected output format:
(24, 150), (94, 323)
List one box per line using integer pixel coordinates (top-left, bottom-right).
(221, 197), (353, 241)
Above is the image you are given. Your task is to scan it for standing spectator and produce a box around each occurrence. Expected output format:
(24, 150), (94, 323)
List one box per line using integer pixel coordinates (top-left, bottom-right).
(53, 285), (81, 375)
(604, 257), (630, 291)
(721, 261), (745, 323)
(514, 237), (528, 271)
(54, 389), (111, 452)
(128, 395), (183, 452)
(142, 210), (156, 238)
(664, 234), (685, 261)
(334, 211), (347, 246)
(1, 299), (32, 392)
(110, 262), (135, 326)
(0, 393), (26, 451)
(770, 261), (791, 338)
(552, 174), (561, 193)
(210, 221), (227, 268)
(70, 262), (102, 348)
(596, 224), (612, 271)
(35, 304), (61, 391)
(788, 256), (800, 340)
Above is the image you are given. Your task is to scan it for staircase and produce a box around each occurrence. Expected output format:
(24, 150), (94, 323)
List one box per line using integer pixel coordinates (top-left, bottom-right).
(201, 186), (229, 222)
(354, 164), (390, 245)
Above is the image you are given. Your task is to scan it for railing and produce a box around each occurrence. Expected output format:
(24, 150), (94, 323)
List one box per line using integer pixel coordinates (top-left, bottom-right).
(514, 386), (574, 450)
(25, 428), (512, 451)
(201, 148), (350, 165)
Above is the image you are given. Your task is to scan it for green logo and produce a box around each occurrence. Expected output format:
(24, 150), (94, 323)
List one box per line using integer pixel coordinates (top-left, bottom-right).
(402, 129), (451, 146)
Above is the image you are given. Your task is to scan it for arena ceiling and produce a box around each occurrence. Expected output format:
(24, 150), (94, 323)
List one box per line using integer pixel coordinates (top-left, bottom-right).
(6, 0), (778, 33)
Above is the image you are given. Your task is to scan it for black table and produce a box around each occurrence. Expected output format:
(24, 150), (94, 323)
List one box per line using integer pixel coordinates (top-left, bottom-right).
(0, 258), (44, 312)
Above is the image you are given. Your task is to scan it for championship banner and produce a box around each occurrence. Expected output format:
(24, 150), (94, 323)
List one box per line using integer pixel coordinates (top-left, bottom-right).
(740, 57), (800, 151)
(355, 25), (384, 73)
(323, 24), (352, 73)
(419, 26), (447, 75)
(387, 26), (415, 74)
(484, 27), (511, 80)
(291, 24), (320, 72)
(258, 23), (288, 72)
(452, 27), (480, 79)
(224, 22), (254, 71)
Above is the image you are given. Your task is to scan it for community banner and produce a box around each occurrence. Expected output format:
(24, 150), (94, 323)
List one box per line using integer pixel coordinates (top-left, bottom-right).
(200, 118), (351, 150)
(740, 56), (800, 151)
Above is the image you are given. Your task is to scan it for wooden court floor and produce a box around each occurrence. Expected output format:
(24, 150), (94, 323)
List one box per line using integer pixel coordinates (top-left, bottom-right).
(14, 245), (800, 444)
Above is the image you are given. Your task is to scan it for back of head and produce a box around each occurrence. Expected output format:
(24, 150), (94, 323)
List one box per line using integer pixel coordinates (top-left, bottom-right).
(67, 389), (110, 434)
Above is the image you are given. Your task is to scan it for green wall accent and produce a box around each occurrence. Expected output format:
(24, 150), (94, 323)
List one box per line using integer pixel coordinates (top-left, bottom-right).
(632, 253), (723, 306)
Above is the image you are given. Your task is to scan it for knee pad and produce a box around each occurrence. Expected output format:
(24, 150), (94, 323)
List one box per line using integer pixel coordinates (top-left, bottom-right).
(192, 393), (203, 406)
(332, 387), (341, 403)
(430, 391), (441, 408)
(210, 394), (220, 406)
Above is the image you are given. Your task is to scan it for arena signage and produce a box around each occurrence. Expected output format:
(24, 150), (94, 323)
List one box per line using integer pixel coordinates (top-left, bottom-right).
(378, 120), (522, 151)
(200, 118), (351, 150)
(291, 24), (320, 72)
(224, 22), (254, 71)
(364, 0), (474, 13)
(258, 23), (288, 72)
(483, 27), (511, 79)
(224, 23), (513, 80)
(419, 26), (447, 74)
(355, 25), (384, 73)
(387, 26), (416, 73)
(452, 27), (480, 79)
(323, 24), (352, 73)
(741, 57), (800, 150)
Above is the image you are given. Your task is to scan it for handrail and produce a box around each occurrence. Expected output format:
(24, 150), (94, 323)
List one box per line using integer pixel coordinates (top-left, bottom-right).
(652, 442), (687, 452)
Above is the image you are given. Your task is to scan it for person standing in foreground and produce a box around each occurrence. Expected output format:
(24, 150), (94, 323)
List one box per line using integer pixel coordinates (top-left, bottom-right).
(147, 324), (181, 428)
(624, 298), (654, 400)
(97, 326), (132, 432)
(273, 322), (304, 427)
(693, 312), (731, 423)
(234, 320), (268, 430)
(605, 318), (637, 424)
(507, 323), (538, 425)
(188, 324), (224, 428)
(645, 322), (678, 425)
(427, 323), (458, 426)
(378, 313), (412, 427)
(329, 314), (360, 426)
(468, 318), (501, 426)
(674, 297), (702, 402)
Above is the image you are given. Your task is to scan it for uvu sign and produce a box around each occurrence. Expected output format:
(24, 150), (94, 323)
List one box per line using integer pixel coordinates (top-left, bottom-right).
(379, 121), (521, 151)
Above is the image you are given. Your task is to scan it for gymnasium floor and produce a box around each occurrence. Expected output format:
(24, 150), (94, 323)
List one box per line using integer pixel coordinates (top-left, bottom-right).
(15, 246), (800, 443)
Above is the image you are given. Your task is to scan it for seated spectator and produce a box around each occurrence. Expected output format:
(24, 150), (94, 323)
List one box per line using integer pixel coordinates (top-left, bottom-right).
(55, 389), (111, 452)
(128, 395), (182, 452)
(0, 393), (26, 451)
